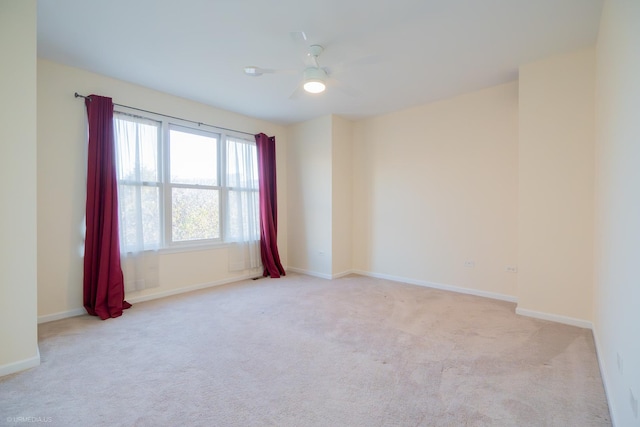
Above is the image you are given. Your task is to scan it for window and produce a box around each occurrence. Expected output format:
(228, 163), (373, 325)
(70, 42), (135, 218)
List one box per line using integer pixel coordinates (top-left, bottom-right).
(225, 137), (260, 243)
(169, 126), (220, 243)
(113, 111), (259, 251)
(114, 114), (162, 252)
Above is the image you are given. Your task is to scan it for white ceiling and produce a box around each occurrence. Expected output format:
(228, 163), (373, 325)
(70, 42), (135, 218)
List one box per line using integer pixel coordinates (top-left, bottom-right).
(37, 0), (604, 125)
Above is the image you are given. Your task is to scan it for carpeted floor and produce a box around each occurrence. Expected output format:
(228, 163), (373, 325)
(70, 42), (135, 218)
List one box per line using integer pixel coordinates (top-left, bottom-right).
(0, 273), (610, 426)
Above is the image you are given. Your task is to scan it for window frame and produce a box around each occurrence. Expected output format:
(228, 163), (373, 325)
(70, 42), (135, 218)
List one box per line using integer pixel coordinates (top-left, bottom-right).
(114, 107), (258, 253)
(166, 123), (224, 247)
(113, 111), (164, 253)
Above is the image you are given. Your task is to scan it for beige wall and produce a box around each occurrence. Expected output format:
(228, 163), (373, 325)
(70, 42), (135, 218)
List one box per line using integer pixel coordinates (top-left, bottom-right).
(594, 1), (640, 425)
(37, 59), (288, 320)
(517, 49), (595, 325)
(352, 82), (519, 299)
(0, 0), (39, 374)
(9, 11), (635, 422)
(286, 116), (333, 277)
(286, 115), (354, 279)
(331, 116), (354, 277)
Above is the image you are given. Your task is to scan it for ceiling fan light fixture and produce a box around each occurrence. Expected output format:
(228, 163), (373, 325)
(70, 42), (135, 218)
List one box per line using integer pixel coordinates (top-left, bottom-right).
(303, 67), (326, 94)
(303, 80), (326, 94)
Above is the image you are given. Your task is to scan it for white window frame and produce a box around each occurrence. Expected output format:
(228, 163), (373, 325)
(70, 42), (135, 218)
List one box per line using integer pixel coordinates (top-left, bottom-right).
(114, 107), (258, 252)
(165, 124), (223, 247)
(113, 112), (164, 252)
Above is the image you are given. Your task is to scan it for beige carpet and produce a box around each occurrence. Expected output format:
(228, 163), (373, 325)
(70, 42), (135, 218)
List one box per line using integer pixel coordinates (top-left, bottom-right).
(0, 273), (610, 426)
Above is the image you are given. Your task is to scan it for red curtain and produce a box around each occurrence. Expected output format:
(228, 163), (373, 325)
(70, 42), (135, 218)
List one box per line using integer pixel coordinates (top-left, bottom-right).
(255, 133), (286, 278)
(83, 95), (131, 319)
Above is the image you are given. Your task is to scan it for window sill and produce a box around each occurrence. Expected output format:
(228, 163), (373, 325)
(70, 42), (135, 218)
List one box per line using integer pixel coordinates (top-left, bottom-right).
(159, 241), (234, 255)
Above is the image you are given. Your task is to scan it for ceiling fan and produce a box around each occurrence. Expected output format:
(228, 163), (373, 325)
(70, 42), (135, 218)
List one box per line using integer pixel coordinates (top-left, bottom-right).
(244, 43), (330, 96)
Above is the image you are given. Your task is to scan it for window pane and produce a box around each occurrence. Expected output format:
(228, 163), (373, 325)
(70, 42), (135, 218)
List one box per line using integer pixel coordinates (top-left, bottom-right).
(114, 113), (162, 253)
(227, 138), (258, 189)
(118, 184), (161, 250)
(141, 186), (161, 246)
(172, 188), (219, 241)
(170, 128), (217, 185)
(114, 114), (160, 183)
(228, 190), (260, 242)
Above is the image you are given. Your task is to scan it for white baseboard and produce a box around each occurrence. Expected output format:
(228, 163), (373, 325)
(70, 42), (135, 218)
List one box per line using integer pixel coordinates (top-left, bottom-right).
(122, 272), (262, 305)
(38, 308), (86, 324)
(286, 267), (333, 280)
(591, 328), (617, 426)
(37, 273), (262, 324)
(331, 270), (354, 279)
(515, 307), (593, 329)
(287, 267), (352, 280)
(351, 269), (518, 303)
(0, 346), (40, 377)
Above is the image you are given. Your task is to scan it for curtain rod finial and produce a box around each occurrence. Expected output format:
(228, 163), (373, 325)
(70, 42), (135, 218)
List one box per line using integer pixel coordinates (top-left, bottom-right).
(75, 92), (91, 101)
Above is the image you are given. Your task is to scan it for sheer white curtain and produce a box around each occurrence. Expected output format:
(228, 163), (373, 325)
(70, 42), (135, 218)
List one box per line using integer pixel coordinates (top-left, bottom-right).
(113, 113), (160, 292)
(226, 137), (261, 271)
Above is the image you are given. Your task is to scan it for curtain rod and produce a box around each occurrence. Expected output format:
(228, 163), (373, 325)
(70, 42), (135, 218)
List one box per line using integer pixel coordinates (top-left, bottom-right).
(74, 92), (255, 137)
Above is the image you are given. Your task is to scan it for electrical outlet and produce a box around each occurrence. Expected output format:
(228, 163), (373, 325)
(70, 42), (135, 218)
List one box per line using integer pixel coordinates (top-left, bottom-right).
(630, 389), (638, 418)
(618, 353), (623, 374)
(505, 266), (518, 273)
(464, 260), (475, 268)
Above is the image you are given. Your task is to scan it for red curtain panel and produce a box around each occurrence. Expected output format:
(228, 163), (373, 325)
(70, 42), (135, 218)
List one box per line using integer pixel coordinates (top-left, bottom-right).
(255, 133), (286, 278)
(83, 95), (131, 319)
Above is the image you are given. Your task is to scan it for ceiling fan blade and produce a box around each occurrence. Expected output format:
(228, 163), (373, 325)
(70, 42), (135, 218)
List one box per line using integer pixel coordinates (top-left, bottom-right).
(289, 31), (320, 67)
(289, 31), (308, 44)
(243, 66), (271, 76)
(244, 66), (297, 77)
(288, 82), (304, 100)
(265, 68), (299, 75)
(330, 54), (385, 76)
(327, 77), (361, 97)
